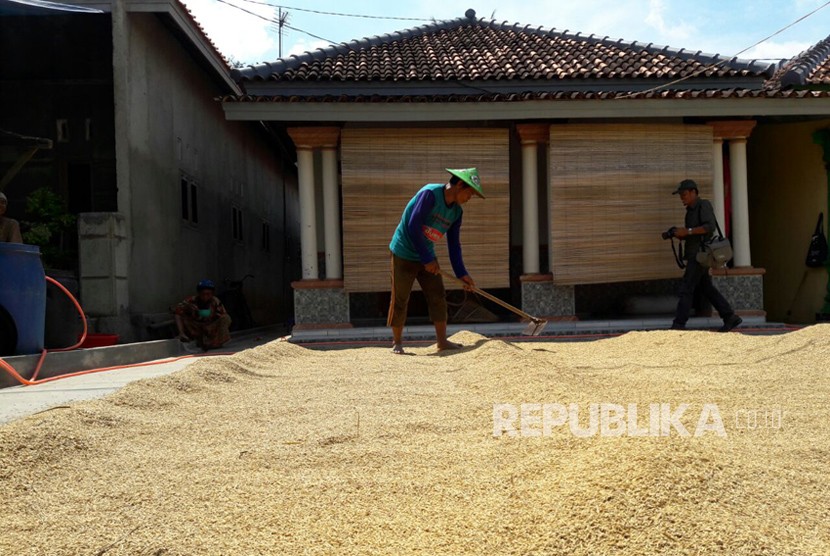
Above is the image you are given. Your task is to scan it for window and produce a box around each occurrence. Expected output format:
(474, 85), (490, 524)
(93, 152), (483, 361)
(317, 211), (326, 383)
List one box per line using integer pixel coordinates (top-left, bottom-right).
(180, 178), (189, 220)
(190, 183), (198, 224)
(232, 206), (244, 242)
(261, 221), (271, 252)
(180, 173), (198, 225)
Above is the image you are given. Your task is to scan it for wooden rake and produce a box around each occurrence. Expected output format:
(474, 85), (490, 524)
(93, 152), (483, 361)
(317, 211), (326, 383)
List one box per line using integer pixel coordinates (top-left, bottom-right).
(440, 271), (548, 336)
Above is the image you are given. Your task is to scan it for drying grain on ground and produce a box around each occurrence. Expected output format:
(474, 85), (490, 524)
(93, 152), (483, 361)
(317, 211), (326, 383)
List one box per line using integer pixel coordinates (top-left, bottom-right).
(1, 326), (829, 555)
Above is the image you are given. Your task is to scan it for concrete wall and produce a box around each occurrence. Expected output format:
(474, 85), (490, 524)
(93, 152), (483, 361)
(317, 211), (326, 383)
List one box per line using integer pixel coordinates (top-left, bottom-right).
(748, 118), (830, 323)
(120, 13), (298, 330)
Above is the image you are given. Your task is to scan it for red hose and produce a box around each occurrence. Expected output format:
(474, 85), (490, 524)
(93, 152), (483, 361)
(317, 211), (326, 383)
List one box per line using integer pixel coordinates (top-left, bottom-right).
(25, 276), (90, 381)
(44, 276), (88, 352)
(0, 276), (231, 387)
(0, 352), (231, 387)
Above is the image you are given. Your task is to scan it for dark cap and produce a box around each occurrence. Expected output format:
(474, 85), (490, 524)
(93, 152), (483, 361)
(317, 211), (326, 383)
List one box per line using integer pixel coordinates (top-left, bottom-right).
(197, 279), (216, 291)
(672, 179), (698, 195)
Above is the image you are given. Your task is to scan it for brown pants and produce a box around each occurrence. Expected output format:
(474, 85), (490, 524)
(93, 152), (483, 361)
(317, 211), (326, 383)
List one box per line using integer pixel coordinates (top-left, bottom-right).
(182, 314), (232, 348)
(387, 253), (447, 328)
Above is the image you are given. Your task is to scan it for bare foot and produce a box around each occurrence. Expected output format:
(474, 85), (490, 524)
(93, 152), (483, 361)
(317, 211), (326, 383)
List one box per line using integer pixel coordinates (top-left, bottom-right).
(436, 341), (462, 351)
(392, 343), (406, 355)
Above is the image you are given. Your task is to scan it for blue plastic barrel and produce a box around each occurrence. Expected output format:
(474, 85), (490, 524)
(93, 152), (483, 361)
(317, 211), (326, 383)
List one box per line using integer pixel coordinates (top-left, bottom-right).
(0, 243), (46, 355)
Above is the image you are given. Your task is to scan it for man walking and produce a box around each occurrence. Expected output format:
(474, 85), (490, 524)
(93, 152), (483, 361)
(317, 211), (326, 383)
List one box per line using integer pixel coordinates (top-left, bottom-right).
(669, 179), (742, 332)
(388, 168), (484, 354)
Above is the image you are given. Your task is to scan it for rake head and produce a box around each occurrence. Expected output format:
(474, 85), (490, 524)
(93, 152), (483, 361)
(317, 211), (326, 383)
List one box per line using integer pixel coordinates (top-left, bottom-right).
(522, 318), (548, 337)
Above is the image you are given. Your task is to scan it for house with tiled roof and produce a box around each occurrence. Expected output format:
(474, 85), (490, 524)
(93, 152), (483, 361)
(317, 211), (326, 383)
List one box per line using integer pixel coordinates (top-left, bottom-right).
(223, 9), (830, 331)
(0, 0), (300, 344)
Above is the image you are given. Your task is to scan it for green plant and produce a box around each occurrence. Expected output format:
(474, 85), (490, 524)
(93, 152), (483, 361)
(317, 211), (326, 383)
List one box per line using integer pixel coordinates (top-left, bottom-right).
(21, 187), (76, 269)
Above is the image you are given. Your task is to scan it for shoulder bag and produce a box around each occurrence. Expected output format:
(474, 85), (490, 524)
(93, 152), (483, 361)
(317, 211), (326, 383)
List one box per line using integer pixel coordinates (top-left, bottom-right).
(695, 217), (733, 269)
(806, 212), (828, 268)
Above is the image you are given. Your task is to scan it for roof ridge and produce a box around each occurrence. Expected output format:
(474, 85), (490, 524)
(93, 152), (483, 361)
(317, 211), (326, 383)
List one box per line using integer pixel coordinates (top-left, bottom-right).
(479, 17), (774, 75)
(232, 13), (475, 81)
(774, 34), (830, 87)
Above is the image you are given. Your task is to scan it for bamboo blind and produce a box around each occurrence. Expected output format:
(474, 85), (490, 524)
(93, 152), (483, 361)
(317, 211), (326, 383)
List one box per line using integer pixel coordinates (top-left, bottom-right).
(341, 128), (510, 293)
(549, 123), (713, 285)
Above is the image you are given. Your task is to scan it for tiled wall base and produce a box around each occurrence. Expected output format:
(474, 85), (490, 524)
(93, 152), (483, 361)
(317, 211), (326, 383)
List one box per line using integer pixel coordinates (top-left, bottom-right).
(520, 275), (576, 317)
(292, 280), (350, 327)
(711, 268), (765, 316)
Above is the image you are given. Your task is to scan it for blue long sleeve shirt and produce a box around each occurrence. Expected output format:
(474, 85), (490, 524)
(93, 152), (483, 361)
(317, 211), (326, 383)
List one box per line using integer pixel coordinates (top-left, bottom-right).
(389, 184), (469, 278)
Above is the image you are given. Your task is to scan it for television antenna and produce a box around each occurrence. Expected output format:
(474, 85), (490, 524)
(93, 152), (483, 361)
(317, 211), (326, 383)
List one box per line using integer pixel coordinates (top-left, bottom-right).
(277, 8), (289, 57)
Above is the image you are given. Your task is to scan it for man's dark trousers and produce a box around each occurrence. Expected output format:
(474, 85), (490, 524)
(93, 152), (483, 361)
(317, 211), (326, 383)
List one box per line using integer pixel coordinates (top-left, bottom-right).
(673, 258), (735, 327)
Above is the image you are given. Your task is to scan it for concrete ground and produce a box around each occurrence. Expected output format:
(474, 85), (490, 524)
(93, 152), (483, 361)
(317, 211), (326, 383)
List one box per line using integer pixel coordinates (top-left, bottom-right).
(0, 334), (276, 425)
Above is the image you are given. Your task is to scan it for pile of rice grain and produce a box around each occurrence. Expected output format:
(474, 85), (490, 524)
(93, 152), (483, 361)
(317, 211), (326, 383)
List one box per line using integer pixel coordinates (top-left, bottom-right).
(1, 326), (829, 555)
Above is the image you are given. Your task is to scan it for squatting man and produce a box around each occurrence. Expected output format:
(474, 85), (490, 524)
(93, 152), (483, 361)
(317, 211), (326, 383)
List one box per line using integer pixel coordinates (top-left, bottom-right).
(173, 279), (232, 351)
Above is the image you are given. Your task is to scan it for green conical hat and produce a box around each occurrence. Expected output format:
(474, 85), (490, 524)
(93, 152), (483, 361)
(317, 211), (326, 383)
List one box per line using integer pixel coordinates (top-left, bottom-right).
(446, 168), (485, 199)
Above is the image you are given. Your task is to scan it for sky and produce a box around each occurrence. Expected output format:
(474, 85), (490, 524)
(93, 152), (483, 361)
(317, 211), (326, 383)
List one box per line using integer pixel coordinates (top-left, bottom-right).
(181, 0), (830, 67)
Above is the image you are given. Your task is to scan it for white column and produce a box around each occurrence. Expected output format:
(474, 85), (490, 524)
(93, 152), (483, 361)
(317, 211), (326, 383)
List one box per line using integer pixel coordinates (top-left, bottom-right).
(517, 123), (547, 274)
(521, 140), (540, 274)
(729, 138), (751, 267)
(321, 147), (342, 280)
(711, 138), (726, 233)
(296, 148), (318, 279)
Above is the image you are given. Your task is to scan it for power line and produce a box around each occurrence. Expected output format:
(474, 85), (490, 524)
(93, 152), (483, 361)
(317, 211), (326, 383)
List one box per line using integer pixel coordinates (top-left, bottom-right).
(282, 22), (332, 44)
(615, 0), (830, 99)
(232, 0), (431, 22)
(215, 0), (337, 45)
(720, 0), (830, 60)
